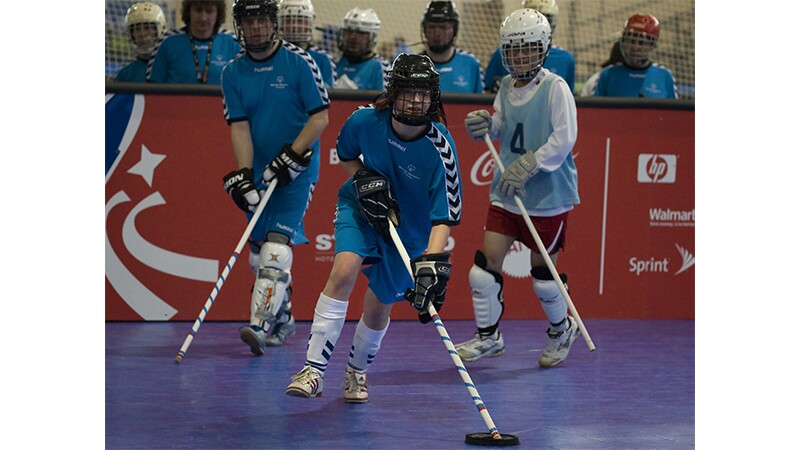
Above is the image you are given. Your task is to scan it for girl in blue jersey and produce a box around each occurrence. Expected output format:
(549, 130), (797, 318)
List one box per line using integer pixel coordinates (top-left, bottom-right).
(460, 9), (581, 368)
(220, 0), (330, 355)
(286, 53), (463, 403)
(594, 13), (678, 98)
(146, 0), (241, 84)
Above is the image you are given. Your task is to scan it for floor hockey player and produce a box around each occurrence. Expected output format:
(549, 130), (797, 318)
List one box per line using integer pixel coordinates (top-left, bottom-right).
(456, 8), (581, 368)
(285, 53), (462, 402)
(220, 0), (329, 355)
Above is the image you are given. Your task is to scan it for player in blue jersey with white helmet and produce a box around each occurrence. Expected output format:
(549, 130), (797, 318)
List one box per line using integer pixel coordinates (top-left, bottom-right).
(286, 53), (462, 402)
(115, 2), (166, 82)
(146, 0), (241, 84)
(484, 0), (575, 94)
(594, 13), (678, 98)
(276, 0), (337, 89)
(420, 1), (484, 94)
(220, 0), (330, 355)
(334, 7), (389, 90)
(458, 9), (581, 368)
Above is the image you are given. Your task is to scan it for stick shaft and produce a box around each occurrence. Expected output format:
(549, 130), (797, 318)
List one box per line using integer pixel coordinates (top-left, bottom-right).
(175, 180), (278, 362)
(483, 134), (596, 351)
(389, 222), (502, 439)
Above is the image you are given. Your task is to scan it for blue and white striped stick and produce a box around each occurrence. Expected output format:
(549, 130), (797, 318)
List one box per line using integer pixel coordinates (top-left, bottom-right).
(174, 179), (278, 364)
(388, 221), (502, 441)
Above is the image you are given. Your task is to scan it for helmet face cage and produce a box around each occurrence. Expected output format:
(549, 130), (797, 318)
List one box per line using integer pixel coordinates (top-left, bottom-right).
(233, 0), (279, 52)
(421, 1), (459, 53)
(388, 54), (441, 126)
(125, 2), (166, 57)
(277, 0), (315, 44)
(338, 8), (380, 60)
(620, 13), (659, 68)
(499, 9), (551, 81)
(521, 0), (558, 30)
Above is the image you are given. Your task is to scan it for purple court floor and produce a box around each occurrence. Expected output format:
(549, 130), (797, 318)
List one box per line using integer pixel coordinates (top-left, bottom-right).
(106, 319), (694, 449)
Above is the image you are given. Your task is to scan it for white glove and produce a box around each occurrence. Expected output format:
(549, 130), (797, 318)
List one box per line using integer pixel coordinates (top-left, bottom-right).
(499, 152), (539, 198)
(464, 109), (491, 141)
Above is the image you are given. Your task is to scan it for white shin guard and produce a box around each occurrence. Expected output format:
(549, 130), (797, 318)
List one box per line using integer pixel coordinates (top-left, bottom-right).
(348, 317), (388, 372)
(250, 242), (293, 327)
(469, 255), (504, 337)
(532, 267), (569, 330)
(306, 294), (349, 373)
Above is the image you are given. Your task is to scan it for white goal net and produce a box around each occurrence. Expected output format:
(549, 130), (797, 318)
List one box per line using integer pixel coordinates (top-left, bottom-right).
(106, 0), (694, 98)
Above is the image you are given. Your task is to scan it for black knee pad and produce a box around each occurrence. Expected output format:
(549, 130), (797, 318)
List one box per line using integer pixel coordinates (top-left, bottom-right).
(530, 266), (567, 284)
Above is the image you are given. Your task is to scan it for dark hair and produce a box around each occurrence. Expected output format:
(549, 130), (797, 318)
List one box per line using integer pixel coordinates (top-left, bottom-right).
(601, 40), (624, 67)
(182, 0), (227, 32)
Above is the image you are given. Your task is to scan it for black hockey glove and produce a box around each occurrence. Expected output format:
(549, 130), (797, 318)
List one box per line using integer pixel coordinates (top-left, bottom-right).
(262, 144), (313, 187)
(222, 167), (260, 212)
(352, 168), (400, 240)
(405, 252), (451, 324)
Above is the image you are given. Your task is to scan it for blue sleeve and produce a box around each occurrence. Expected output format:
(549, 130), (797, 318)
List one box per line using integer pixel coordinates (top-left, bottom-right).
(146, 36), (171, 83)
(428, 125), (462, 225)
(336, 111), (362, 161)
(220, 62), (245, 123)
(297, 55), (330, 114)
(484, 48), (505, 91)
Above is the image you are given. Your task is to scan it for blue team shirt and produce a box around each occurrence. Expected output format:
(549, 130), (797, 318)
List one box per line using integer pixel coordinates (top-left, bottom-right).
(115, 58), (148, 82)
(306, 46), (337, 88)
(335, 55), (389, 90)
(147, 27), (242, 84)
(484, 45), (575, 93)
(424, 49), (484, 94)
(336, 107), (462, 251)
(221, 40), (330, 184)
(595, 62), (678, 98)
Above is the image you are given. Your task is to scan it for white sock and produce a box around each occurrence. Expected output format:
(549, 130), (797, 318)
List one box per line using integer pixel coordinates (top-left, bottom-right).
(306, 293), (348, 373)
(347, 316), (389, 372)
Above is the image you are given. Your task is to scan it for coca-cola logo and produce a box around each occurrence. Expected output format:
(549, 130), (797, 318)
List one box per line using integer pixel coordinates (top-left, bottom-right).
(470, 149), (495, 186)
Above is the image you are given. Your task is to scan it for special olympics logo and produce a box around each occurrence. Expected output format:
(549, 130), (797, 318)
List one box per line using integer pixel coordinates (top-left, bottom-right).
(470, 150), (495, 186)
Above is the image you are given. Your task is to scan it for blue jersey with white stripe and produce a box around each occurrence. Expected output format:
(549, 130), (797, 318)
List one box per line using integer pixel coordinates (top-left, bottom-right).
(484, 45), (575, 93)
(336, 107), (462, 251)
(221, 41), (330, 183)
(146, 27), (242, 84)
(595, 62), (678, 98)
(115, 58), (147, 82)
(424, 49), (484, 94)
(307, 46), (337, 88)
(335, 55), (389, 90)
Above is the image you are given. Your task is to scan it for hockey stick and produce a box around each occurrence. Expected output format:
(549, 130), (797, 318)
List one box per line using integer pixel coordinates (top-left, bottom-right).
(174, 179), (279, 363)
(483, 134), (596, 351)
(388, 220), (518, 446)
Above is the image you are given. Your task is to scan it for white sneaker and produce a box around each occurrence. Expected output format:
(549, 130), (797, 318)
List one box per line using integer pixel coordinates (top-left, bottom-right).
(286, 366), (324, 398)
(539, 316), (580, 367)
(239, 325), (267, 356)
(455, 331), (505, 362)
(344, 367), (369, 403)
(265, 316), (296, 347)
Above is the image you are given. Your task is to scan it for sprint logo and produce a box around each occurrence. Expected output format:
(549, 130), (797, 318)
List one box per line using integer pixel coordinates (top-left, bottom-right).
(637, 154), (676, 183)
(628, 243), (694, 276)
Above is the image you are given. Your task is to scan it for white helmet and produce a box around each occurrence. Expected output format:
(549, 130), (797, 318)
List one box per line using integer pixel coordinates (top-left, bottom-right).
(277, 0), (315, 44)
(499, 9), (551, 81)
(521, 0), (558, 31)
(125, 2), (166, 58)
(338, 7), (381, 60)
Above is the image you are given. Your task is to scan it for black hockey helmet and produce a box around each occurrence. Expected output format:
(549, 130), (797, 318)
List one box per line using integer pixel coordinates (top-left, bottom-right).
(232, 0), (279, 52)
(387, 53), (441, 126)
(421, 1), (459, 52)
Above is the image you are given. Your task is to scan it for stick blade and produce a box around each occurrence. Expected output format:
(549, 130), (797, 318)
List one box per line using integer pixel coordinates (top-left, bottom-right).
(465, 433), (519, 446)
